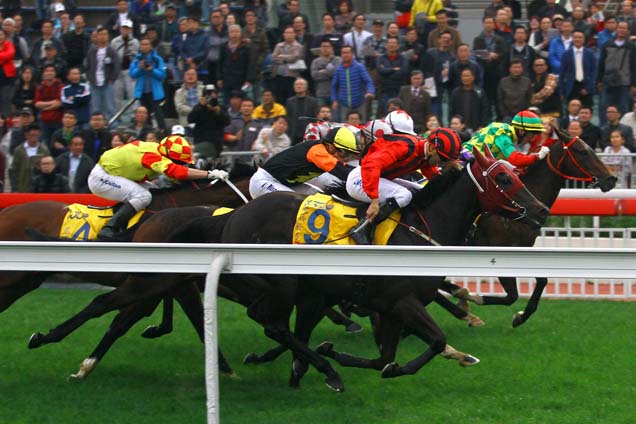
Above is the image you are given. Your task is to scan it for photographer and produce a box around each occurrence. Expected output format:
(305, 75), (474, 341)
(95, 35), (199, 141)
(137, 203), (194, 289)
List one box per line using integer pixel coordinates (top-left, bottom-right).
(130, 36), (167, 133)
(187, 84), (230, 158)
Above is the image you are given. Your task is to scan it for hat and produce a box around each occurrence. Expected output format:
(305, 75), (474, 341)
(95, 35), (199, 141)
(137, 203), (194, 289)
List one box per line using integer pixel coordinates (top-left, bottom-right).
(43, 41), (56, 50)
(20, 107), (33, 115)
(552, 14), (565, 21)
(171, 124), (186, 136)
(165, 2), (177, 9)
(54, 3), (65, 12)
(121, 19), (133, 28)
(372, 19), (384, 26)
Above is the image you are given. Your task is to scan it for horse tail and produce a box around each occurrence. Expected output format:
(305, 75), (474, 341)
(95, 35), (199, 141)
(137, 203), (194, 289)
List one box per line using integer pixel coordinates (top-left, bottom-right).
(166, 212), (234, 244)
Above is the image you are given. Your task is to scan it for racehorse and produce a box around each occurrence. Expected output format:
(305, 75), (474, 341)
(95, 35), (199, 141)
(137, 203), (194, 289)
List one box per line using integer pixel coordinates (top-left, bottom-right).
(437, 129), (617, 327)
(27, 147), (549, 390)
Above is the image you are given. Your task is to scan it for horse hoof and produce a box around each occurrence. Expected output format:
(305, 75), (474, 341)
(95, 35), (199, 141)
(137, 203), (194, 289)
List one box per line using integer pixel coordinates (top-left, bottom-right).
(28, 332), (44, 349)
(222, 371), (240, 380)
(316, 341), (335, 357)
(456, 298), (471, 314)
(467, 314), (485, 327)
(381, 362), (400, 379)
(453, 287), (470, 300)
(219, 363), (234, 375)
(68, 357), (98, 381)
(141, 325), (169, 339)
(288, 372), (301, 388)
(345, 322), (363, 333)
(243, 353), (260, 365)
(292, 359), (308, 377)
(325, 374), (345, 392)
(459, 355), (481, 367)
(512, 311), (525, 328)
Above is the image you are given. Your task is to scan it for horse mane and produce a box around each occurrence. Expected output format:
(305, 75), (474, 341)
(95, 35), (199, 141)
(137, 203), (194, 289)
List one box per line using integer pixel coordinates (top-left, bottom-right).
(411, 167), (463, 208)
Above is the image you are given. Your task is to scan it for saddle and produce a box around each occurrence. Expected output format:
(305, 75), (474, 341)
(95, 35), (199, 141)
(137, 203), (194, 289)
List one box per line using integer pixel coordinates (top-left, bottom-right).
(59, 204), (145, 241)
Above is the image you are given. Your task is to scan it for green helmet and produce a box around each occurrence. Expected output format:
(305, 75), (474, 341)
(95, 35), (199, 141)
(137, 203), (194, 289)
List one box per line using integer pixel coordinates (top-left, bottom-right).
(511, 110), (546, 133)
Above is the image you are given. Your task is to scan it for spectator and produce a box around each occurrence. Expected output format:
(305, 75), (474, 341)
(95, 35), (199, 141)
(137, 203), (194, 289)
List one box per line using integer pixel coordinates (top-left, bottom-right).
(603, 129), (633, 187)
(2, 18), (28, 71)
(170, 17), (188, 80)
(529, 16), (557, 59)
(346, 110), (362, 125)
(530, 57), (560, 116)
(252, 89), (287, 123)
(285, 78), (320, 145)
(62, 15), (90, 72)
(427, 10), (462, 53)
(130, 37), (167, 132)
(174, 68), (204, 126)
(49, 110), (80, 157)
(571, 6), (593, 42)
(131, 0), (153, 26)
(39, 42), (68, 82)
(31, 20), (66, 69)
(449, 114), (472, 141)
(223, 98), (262, 175)
(54, 10), (73, 40)
(620, 102), (636, 143)
(0, 28), (15, 118)
(578, 105), (602, 151)
(537, 0), (567, 19)
(377, 36), (409, 116)
(81, 112), (113, 162)
(111, 19), (139, 123)
(8, 108), (35, 155)
(106, 0), (136, 39)
(602, 104), (635, 151)
(181, 15), (209, 82)
(409, 0), (443, 43)
(361, 19), (386, 118)
(317, 105), (333, 120)
(11, 124), (50, 192)
(34, 64), (64, 145)
(420, 112), (440, 137)
(597, 16), (617, 51)
(334, 0), (356, 33)
(110, 132), (127, 147)
(401, 26), (431, 75)
(497, 58), (532, 121)
(187, 85), (230, 157)
(617, 2), (636, 35)
(270, 26), (304, 104)
(559, 30), (596, 108)
(474, 16), (508, 119)
(449, 68), (489, 132)
(448, 43), (482, 92)
(326, 0), (352, 16)
(507, 26), (536, 76)
(292, 16), (314, 87)
(343, 13), (372, 62)
(217, 24), (255, 104)
(331, 45), (375, 122)
(312, 13), (344, 56)
(157, 3), (179, 57)
(311, 39), (342, 106)
(567, 119), (583, 139)
(559, 98), (581, 129)
(597, 21), (636, 123)
(242, 8), (269, 101)
(55, 134), (94, 193)
(226, 91), (244, 121)
(484, 0), (505, 18)
(86, 27), (120, 121)
(278, 0), (310, 33)
(399, 70), (432, 133)
(60, 67), (91, 127)
(206, 9), (228, 87)
(253, 115), (291, 159)
(427, 31), (455, 121)
(31, 155), (69, 193)
(547, 18), (572, 75)
(127, 106), (153, 140)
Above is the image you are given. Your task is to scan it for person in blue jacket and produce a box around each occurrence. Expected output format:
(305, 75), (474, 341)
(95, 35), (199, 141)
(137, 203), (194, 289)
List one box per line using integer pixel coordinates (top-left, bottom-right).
(130, 36), (167, 132)
(330, 45), (375, 122)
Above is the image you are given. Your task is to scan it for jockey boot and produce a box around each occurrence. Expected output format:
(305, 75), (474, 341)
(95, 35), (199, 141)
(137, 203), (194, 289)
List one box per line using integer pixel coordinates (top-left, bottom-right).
(97, 202), (137, 239)
(351, 198), (400, 245)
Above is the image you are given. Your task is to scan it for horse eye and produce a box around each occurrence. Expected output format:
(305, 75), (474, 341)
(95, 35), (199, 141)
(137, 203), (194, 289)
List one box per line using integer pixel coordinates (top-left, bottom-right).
(495, 173), (512, 188)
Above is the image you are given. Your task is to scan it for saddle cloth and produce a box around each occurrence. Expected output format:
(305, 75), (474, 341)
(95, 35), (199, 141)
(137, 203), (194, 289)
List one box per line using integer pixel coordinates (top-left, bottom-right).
(59, 204), (145, 241)
(293, 193), (400, 245)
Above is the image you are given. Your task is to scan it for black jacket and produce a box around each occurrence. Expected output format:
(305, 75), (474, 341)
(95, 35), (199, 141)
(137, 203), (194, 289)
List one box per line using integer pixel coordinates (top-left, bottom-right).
(217, 41), (256, 91)
(62, 30), (91, 70)
(285, 95), (320, 144)
(56, 152), (95, 193)
(188, 102), (231, 155)
(81, 128), (113, 162)
(31, 171), (70, 193)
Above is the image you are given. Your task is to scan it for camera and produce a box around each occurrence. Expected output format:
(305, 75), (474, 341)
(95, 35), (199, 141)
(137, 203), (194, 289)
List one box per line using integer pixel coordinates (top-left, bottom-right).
(205, 84), (218, 107)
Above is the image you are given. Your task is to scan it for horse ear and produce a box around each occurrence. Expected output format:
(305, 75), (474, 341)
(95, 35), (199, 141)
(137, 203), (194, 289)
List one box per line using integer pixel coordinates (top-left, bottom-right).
(472, 146), (489, 168)
(483, 143), (495, 160)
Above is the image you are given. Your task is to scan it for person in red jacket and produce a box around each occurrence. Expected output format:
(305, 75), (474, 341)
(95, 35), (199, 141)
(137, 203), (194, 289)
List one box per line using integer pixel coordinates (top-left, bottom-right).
(0, 29), (16, 117)
(346, 109), (462, 244)
(34, 64), (64, 145)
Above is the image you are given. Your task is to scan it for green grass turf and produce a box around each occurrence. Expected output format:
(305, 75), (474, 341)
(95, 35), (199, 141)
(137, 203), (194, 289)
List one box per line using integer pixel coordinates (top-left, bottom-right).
(0, 289), (634, 424)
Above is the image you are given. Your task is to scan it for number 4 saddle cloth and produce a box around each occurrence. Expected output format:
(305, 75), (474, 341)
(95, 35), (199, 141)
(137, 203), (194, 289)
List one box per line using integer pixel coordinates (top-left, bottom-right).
(293, 193), (401, 245)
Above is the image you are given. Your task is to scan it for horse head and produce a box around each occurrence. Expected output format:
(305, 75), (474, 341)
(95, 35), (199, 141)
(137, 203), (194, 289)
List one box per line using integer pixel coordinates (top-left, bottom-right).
(470, 146), (549, 229)
(546, 129), (617, 192)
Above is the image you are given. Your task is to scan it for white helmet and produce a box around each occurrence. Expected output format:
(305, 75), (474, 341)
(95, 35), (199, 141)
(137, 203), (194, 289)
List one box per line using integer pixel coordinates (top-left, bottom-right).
(362, 119), (393, 141)
(385, 110), (416, 135)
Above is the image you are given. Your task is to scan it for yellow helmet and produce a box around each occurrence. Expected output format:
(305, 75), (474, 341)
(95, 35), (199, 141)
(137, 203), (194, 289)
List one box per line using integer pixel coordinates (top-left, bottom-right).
(159, 135), (194, 163)
(324, 127), (360, 154)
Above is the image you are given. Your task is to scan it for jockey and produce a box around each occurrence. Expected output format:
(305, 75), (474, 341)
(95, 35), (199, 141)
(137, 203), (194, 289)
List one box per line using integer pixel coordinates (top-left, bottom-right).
(346, 110), (463, 244)
(463, 110), (551, 166)
(88, 135), (228, 239)
(249, 126), (360, 199)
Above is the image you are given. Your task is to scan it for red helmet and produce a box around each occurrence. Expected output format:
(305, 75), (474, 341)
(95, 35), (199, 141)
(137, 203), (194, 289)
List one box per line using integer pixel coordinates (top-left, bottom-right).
(427, 128), (462, 161)
(159, 135), (194, 163)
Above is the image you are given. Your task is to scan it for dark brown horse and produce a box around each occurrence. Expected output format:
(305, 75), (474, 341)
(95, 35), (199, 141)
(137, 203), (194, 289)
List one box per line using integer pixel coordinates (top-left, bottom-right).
(437, 130), (616, 327)
(26, 148), (548, 390)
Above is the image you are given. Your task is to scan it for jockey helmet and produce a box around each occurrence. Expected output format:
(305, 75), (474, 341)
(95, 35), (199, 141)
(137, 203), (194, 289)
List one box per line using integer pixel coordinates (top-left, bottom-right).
(511, 110), (546, 133)
(362, 119), (393, 140)
(385, 110), (416, 135)
(427, 128), (462, 161)
(324, 126), (360, 154)
(159, 135), (194, 163)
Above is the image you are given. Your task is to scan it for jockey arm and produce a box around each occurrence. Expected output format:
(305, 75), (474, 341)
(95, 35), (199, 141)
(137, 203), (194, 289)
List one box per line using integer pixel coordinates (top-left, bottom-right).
(141, 153), (211, 180)
(495, 134), (541, 167)
(306, 144), (352, 180)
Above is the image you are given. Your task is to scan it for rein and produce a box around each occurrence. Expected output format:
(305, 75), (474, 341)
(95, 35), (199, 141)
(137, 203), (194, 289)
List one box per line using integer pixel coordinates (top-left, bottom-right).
(389, 209), (441, 246)
(546, 136), (595, 183)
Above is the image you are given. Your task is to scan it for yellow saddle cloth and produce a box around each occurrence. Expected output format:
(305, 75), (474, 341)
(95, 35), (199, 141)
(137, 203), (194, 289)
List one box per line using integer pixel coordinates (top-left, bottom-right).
(293, 193), (400, 245)
(59, 204), (145, 241)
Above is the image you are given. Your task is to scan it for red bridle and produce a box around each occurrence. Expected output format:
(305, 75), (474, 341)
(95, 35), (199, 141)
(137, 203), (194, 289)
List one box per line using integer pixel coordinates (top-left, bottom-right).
(545, 137), (596, 182)
(468, 159), (528, 219)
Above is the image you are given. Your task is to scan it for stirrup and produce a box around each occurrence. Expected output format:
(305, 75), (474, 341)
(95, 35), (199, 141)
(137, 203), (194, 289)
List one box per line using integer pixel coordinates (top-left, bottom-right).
(350, 219), (374, 245)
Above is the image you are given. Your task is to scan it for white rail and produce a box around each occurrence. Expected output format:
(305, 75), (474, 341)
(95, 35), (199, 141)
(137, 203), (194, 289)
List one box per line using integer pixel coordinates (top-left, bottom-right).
(2, 241), (636, 424)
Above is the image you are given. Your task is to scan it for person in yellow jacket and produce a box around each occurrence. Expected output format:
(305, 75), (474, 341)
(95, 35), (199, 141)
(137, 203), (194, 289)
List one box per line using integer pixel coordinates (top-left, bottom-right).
(409, 0), (443, 29)
(87, 135), (228, 238)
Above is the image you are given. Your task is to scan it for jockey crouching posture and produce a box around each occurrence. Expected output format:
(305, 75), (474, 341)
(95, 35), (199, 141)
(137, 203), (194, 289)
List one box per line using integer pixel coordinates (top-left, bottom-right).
(463, 110), (550, 166)
(249, 126), (360, 198)
(88, 135), (228, 239)
(346, 110), (463, 245)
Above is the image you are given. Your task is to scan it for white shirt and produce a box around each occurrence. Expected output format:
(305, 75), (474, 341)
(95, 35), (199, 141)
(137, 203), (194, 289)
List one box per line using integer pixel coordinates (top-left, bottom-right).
(24, 143), (39, 157)
(96, 47), (107, 86)
(562, 36), (572, 51)
(574, 47), (584, 81)
(343, 30), (372, 60)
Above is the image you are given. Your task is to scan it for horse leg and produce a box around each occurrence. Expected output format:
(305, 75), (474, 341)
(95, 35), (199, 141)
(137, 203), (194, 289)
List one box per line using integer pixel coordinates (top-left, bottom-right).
(324, 307), (363, 333)
(243, 344), (288, 365)
(0, 273), (47, 313)
(512, 277), (548, 328)
(433, 292), (485, 327)
(140, 296), (174, 339)
(28, 276), (176, 349)
(440, 344), (480, 367)
(476, 277), (519, 306)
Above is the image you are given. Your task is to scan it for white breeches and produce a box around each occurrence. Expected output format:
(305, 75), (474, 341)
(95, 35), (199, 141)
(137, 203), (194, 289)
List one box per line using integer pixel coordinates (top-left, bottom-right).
(88, 164), (152, 211)
(249, 168), (344, 198)
(345, 166), (421, 207)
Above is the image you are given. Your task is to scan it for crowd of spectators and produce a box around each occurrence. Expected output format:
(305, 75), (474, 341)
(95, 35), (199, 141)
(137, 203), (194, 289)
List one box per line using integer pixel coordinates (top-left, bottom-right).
(0, 0), (635, 192)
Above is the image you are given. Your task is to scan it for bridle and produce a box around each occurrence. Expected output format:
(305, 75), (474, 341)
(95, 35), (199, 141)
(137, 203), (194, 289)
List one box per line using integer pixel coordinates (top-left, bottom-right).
(545, 135), (597, 184)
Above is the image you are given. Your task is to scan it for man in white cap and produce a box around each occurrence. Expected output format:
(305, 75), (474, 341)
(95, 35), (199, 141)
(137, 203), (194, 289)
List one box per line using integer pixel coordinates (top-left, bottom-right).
(111, 19), (139, 124)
